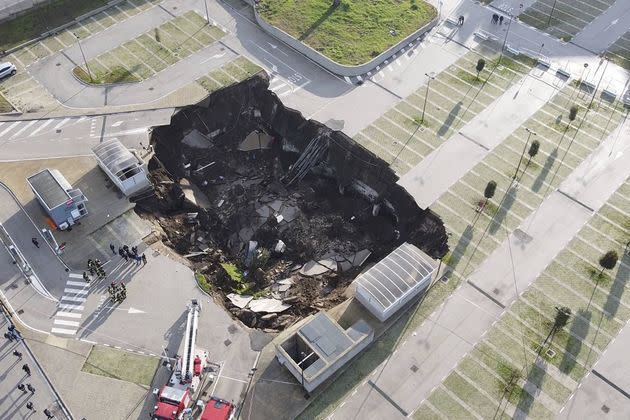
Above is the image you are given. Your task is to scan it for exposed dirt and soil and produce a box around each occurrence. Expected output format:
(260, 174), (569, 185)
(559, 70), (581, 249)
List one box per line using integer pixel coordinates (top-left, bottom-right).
(135, 74), (448, 331)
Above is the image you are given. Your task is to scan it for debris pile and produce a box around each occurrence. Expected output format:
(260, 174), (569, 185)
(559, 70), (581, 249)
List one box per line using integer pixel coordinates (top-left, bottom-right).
(136, 74), (449, 331)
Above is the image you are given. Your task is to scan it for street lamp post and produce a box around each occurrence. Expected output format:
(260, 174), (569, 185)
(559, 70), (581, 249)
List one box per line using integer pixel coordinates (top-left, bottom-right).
(421, 72), (436, 124)
(499, 13), (513, 65)
(75, 33), (93, 82)
(514, 127), (537, 180)
(547, 0), (559, 25)
(203, 0), (210, 24)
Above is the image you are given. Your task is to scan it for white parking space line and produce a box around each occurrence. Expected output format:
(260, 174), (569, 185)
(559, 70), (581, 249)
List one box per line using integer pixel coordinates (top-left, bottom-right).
(55, 311), (82, 319)
(0, 122), (20, 137)
(54, 319), (80, 327)
(28, 119), (54, 137)
(50, 327), (76, 335)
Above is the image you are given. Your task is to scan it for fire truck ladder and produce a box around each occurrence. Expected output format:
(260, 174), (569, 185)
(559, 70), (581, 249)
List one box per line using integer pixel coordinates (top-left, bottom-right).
(181, 300), (200, 383)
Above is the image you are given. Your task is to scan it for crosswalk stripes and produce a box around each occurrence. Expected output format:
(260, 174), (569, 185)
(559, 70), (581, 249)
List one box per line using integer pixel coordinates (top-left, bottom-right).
(50, 273), (91, 336)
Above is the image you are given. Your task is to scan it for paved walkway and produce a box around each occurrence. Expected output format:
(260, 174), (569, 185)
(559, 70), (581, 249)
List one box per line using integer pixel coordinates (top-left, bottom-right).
(330, 102), (630, 420)
(0, 313), (70, 419)
(399, 65), (561, 209)
(559, 313), (630, 419)
(571, 0), (630, 53)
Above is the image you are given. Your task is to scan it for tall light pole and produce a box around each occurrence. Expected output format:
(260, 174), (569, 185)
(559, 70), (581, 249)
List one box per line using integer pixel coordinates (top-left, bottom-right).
(421, 72), (436, 124)
(75, 33), (93, 82)
(547, 0), (558, 25)
(514, 127), (536, 180)
(203, 0), (209, 24)
(499, 13), (513, 65)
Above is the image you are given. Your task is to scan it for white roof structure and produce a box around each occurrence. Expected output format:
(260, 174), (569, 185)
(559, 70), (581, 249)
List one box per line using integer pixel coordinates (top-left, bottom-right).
(354, 242), (436, 322)
(92, 140), (150, 196)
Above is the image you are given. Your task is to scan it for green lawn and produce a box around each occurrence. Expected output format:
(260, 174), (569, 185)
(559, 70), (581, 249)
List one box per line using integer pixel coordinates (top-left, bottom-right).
(257, 0), (437, 66)
(0, 93), (13, 113)
(82, 345), (159, 386)
(0, 0), (111, 51)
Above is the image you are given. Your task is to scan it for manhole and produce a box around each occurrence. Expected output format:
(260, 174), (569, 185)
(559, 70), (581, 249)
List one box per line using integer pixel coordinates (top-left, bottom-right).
(56, 62), (61, 66)
(17, 309), (24, 315)
(202, 391), (208, 397)
(493, 288), (500, 294)
(439, 275), (449, 284)
(221, 47), (225, 51)
(149, 87), (154, 91)
(410, 365), (418, 373)
(224, 339), (232, 347)
(173, 6), (177, 9)
(601, 405), (610, 413)
(56, 129), (61, 133)
(546, 349), (556, 358)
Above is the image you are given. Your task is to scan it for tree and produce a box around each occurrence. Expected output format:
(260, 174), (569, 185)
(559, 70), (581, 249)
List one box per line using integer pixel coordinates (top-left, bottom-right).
(476, 58), (486, 80)
(526, 139), (540, 168)
(482, 180), (496, 208)
(568, 105), (578, 122)
(540, 306), (571, 355)
(599, 250), (618, 275)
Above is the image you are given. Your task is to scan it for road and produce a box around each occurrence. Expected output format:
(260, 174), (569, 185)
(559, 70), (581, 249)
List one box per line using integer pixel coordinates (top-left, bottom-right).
(0, 109), (173, 161)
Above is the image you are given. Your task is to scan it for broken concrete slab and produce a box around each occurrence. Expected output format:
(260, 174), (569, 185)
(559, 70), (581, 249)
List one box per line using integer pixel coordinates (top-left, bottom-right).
(269, 199), (284, 212)
(227, 293), (253, 309)
(351, 249), (371, 267)
(299, 259), (337, 276)
(238, 131), (274, 151)
(248, 298), (291, 313)
(256, 205), (271, 218)
(182, 129), (213, 149)
(180, 178), (212, 209)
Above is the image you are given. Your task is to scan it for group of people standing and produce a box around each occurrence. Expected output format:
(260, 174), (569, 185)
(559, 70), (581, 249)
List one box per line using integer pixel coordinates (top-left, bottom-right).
(113, 243), (146, 266)
(108, 282), (127, 302)
(84, 259), (106, 282)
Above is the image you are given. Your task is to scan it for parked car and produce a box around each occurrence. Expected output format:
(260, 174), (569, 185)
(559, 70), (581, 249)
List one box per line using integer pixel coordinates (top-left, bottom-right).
(0, 62), (17, 79)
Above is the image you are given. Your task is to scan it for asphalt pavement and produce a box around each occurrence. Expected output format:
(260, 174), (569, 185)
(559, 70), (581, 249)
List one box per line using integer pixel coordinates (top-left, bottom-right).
(0, 313), (70, 419)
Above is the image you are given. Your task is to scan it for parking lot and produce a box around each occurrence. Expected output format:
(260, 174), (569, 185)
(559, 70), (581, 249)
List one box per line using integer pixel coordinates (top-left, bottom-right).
(520, 0), (616, 40)
(353, 40), (536, 175)
(416, 179), (630, 419)
(73, 11), (226, 84)
(0, 0), (161, 111)
(605, 30), (630, 70)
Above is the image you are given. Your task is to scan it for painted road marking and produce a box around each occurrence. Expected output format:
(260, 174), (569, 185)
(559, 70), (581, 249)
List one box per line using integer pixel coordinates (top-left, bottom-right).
(64, 287), (88, 295)
(50, 327), (76, 335)
(68, 273), (84, 279)
(55, 311), (82, 319)
(60, 296), (86, 303)
(53, 118), (70, 130)
(0, 122), (20, 136)
(29, 119), (54, 137)
(54, 319), (80, 327)
(67, 280), (87, 286)
(11, 120), (37, 138)
(58, 304), (84, 311)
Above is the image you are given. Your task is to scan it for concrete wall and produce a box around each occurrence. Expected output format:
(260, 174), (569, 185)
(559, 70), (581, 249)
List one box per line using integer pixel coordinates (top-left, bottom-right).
(253, 6), (437, 76)
(276, 322), (374, 392)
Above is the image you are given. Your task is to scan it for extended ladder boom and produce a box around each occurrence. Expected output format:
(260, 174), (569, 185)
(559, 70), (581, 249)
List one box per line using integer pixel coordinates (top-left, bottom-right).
(181, 299), (200, 383)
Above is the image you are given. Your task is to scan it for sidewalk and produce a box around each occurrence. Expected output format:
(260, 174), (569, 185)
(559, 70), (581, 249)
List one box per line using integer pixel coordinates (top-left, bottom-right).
(398, 65), (560, 209)
(329, 99), (630, 419)
(0, 312), (70, 419)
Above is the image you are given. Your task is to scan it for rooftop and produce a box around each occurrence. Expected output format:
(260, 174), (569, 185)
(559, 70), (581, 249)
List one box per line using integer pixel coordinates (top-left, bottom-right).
(27, 169), (71, 210)
(354, 242), (436, 314)
(92, 139), (143, 181)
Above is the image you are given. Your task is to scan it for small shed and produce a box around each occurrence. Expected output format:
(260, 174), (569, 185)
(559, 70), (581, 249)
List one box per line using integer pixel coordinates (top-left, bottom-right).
(27, 169), (88, 229)
(276, 311), (373, 392)
(354, 242), (437, 322)
(92, 140), (150, 196)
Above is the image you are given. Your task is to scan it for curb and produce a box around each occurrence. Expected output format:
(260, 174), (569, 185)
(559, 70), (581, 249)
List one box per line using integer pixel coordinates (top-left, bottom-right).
(0, 298), (75, 420)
